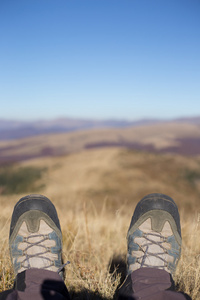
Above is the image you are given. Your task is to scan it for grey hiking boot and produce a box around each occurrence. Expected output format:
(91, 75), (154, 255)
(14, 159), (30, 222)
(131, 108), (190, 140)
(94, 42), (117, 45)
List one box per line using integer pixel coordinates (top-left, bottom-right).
(9, 194), (66, 278)
(127, 193), (182, 275)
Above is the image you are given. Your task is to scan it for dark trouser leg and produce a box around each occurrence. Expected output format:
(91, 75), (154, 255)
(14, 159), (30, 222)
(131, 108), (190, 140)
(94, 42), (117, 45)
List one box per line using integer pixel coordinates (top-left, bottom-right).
(0, 269), (70, 300)
(118, 268), (191, 300)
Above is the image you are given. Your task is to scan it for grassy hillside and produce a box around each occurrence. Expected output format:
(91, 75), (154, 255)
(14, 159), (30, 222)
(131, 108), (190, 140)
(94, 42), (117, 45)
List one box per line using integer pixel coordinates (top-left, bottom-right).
(0, 148), (200, 298)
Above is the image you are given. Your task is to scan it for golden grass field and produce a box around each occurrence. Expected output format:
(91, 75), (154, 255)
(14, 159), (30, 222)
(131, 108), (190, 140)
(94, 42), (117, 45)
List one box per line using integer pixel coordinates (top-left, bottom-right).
(0, 147), (200, 299)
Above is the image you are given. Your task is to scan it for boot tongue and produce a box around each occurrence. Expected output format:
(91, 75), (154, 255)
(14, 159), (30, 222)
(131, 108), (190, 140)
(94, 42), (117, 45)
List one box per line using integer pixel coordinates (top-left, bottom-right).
(16, 220), (58, 272)
(137, 219), (174, 268)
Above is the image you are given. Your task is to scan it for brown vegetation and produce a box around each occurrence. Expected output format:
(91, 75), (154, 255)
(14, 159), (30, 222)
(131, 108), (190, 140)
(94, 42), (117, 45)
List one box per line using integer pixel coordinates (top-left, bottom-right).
(0, 148), (200, 298)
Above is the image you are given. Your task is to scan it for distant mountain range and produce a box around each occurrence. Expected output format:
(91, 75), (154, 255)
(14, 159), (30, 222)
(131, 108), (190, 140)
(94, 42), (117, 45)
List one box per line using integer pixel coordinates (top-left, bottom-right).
(1, 116), (200, 164)
(0, 116), (200, 140)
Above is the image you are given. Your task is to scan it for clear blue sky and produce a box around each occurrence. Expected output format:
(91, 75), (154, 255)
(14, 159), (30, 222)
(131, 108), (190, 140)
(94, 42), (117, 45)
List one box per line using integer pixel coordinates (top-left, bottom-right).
(0, 0), (200, 121)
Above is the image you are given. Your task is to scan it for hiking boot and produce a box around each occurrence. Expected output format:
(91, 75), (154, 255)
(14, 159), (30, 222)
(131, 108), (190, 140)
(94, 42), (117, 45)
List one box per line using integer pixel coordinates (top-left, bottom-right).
(9, 194), (65, 278)
(127, 193), (182, 275)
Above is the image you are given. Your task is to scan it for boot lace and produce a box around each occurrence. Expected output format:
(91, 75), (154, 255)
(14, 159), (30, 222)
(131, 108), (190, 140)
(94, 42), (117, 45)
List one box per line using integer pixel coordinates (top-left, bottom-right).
(20, 234), (70, 274)
(138, 232), (169, 268)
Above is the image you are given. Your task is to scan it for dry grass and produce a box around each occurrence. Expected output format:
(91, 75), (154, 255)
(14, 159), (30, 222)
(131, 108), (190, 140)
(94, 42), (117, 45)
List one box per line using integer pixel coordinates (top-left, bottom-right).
(0, 148), (200, 299)
(175, 220), (200, 299)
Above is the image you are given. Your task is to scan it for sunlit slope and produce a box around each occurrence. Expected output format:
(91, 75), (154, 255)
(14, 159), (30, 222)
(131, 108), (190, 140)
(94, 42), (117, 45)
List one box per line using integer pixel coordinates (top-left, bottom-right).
(2, 147), (198, 214)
